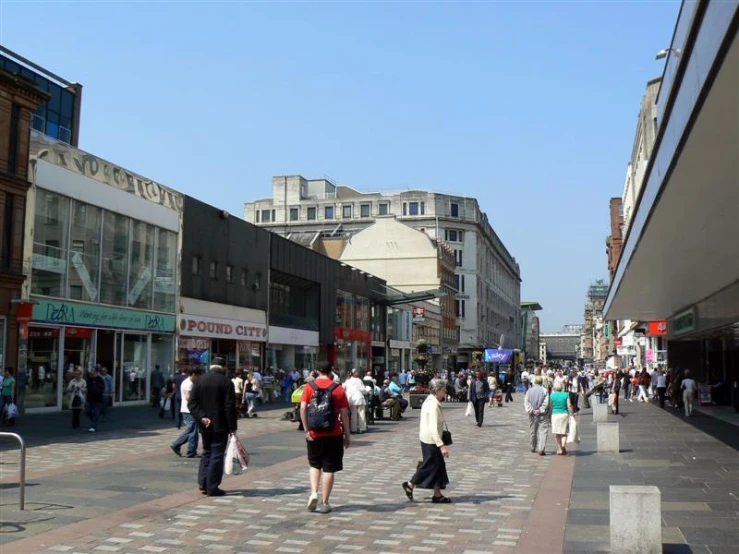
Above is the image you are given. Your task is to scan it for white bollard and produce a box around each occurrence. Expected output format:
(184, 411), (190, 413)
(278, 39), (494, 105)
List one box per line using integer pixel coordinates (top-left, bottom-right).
(610, 485), (661, 554)
(597, 422), (620, 453)
(592, 402), (608, 423)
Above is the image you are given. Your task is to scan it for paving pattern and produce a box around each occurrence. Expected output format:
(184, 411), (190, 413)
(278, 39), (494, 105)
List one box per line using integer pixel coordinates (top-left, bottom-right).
(9, 402), (556, 554)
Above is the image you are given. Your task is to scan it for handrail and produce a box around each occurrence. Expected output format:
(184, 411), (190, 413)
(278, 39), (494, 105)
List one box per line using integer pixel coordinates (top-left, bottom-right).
(0, 432), (27, 510)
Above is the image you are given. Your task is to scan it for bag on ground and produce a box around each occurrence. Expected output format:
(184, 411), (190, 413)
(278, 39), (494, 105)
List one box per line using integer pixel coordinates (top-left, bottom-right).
(224, 434), (240, 476)
(307, 382), (338, 431)
(465, 401), (473, 417)
(567, 415), (580, 444)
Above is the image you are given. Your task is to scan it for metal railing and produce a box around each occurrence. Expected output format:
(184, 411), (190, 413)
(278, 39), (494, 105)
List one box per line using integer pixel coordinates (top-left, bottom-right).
(0, 432), (27, 510)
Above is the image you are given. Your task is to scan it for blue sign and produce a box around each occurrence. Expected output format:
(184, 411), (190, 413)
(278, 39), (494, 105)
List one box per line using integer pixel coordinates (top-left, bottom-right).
(484, 349), (514, 364)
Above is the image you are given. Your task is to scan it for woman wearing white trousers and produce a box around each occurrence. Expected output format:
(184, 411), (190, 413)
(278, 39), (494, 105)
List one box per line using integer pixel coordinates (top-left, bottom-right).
(681, 370), (697, 417)
(344, 369), (368, 434)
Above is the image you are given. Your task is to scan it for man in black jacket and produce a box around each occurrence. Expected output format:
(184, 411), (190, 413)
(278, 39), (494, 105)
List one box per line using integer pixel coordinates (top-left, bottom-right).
(188, 361), (237, 496)
(86, 366), (106, 433)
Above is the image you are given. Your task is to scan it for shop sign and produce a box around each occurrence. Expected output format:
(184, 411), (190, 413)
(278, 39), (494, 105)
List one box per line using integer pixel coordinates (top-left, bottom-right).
(179, 314), (267, 341)
(645, 349), (654, 363)
(412, 307), (426, 323)
(647, 321), (668, 336)
(32, 299), (175, 332)
(614, 338), (623, 346)
(673, 309), (696, 336)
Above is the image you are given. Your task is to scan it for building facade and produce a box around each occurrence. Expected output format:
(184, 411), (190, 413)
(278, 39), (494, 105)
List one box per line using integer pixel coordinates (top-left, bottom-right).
(0, 68), (49, 373)
(244, 175), (522, 362)
(540, 327), (581, 363)
(19, 131), (182, 412)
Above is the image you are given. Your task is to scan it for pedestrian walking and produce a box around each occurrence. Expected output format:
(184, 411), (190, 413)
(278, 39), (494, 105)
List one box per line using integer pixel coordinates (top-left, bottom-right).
(681, 370), (697, 417)
(85, 366), (106, 432)
(151, 365), (165, 408)
(66, 369), (86, 429)
(173, 367), (188, 428)
(656, 369), (668, 408)
(171, 368), (202, 458)
(188, 361), (238, 497)
(504, 369), (515, 403)
(550, 381), (573, 455)
(524, 376), (550, 456)
(344, 369), (368, 434)
(0, 367), (16, 423)
(401, 378), (452, 504)
(468, 370), (490, 427)
(568, 369), (581, 413)
(610, 372), (621, 415)
(637, 369), (650, 402)
(299, 362), (351, 514)
(158, 377), (175, 418)
(100, 367), (114, 422)
(243, 373), (259, 418)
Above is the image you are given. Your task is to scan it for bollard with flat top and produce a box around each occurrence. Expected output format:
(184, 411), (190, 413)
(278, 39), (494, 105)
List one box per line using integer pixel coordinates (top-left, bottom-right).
(592, 401), (608, 423)
(610, 485), (661, 554)
(597, 422), (620, 453)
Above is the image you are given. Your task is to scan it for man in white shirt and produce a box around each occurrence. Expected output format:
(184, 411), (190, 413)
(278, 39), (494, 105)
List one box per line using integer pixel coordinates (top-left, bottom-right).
(521, 369), (530, 390)
(344, 369), (368, 434)
(680, 370), (697, 417)
(171, 368), (202, 458)
(655, 369), (668, 408)
(252, 369), (263, 402)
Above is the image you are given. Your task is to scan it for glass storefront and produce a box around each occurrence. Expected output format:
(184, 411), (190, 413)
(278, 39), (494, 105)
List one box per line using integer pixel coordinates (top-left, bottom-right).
(177, 337), (263, 374)
(26, 326), (59, 409)
(121, 334), (147, 402)
(150, 334), (175, 376)
(238, 341), (263, 372)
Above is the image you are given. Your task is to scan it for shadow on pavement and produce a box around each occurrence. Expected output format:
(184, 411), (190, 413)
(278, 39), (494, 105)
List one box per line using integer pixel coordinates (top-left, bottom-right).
(235, 486), (308, 497)
(451, 494), (513, 504)
(335, 502), (417, 513)
(664, 408), (739, 451)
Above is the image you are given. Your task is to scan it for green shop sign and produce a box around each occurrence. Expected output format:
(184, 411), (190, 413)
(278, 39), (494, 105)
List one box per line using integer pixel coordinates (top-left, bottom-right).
(32, 299), (176, 333)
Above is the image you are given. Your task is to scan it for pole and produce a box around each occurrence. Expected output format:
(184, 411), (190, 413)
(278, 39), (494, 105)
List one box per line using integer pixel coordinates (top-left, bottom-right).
(0, 432), (26, 510)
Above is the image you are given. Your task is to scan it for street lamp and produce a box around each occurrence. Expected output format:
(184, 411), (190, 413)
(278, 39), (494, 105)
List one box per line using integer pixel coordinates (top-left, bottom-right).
(655, 48), (682, 60)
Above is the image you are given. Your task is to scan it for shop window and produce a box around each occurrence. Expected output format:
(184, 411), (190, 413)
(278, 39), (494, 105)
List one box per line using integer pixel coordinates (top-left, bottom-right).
(26, 326), (60, 409)
(360, 204), (370, 218)
(226, 265), (233, 283)
(378, 203), (389, 216)
(342, 205), (352, 219)
(192, 256), (201, 275)
(325, 206), (334, 220)
(209, 261), (218, 280)
(290, 208), (299, 221)
(450, 203), (459, 217)
(99, 212), (130, 306)
(307, 207), (317, 221)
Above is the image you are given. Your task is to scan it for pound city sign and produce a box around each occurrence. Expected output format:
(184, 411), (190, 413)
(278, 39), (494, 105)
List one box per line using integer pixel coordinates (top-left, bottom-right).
(179, 315), (267, 342)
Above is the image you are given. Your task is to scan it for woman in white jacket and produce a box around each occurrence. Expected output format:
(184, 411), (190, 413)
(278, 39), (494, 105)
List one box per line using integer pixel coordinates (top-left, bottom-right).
(344, 368), (368, 434)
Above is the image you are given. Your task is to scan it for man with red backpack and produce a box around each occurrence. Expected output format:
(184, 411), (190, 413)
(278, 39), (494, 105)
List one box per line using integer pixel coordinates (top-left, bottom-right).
(300, 362), (351, 514)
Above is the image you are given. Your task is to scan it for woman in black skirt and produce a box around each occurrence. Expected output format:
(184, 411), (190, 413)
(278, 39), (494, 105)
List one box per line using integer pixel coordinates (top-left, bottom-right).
(401, 378), (452, 503)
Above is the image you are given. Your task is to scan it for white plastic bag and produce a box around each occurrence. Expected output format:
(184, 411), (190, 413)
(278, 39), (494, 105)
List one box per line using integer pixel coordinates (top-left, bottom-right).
(224, 434), (239, 476)
(465, 401), (473, 417)
(567, 415), (580, 444)
(163, 397), (171, 412)
(4, 402), (19, 420)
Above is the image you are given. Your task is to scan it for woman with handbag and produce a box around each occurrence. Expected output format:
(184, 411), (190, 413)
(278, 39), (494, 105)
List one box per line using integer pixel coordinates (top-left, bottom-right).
(66, 369), (87, 429)
(401, 378), (452, 504)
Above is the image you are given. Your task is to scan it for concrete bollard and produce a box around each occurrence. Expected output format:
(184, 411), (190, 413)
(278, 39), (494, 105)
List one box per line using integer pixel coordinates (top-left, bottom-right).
(610, 485), (661, 554)
(597, 422), (620, 453)
(592, 402), (608, 423)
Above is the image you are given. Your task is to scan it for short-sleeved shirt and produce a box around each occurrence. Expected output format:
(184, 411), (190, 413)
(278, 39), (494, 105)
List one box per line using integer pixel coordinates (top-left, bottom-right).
(300, 377), (349, 439)
(550, 391), (570, 415)
(180, 379), (193, 414)
(2, 377), (15, 397)
(681, 378), (696, 393)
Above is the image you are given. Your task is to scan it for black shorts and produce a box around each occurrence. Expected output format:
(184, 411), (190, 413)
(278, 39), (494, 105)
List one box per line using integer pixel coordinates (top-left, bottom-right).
(306, 435), (344, 473)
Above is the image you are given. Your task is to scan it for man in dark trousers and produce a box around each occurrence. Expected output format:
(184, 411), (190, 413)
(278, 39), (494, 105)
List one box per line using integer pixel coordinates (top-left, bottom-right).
(188, 359), (237, 497)
(86, 366), (106, 432)
(151, 365), (165, 407)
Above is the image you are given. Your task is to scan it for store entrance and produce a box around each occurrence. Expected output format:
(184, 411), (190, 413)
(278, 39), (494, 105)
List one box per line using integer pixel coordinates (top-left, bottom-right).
(96, 331), (149, 404)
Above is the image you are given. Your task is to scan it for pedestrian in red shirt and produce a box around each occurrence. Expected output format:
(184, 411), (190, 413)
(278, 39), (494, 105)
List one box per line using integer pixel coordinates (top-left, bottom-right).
(300, 362), (351, 514)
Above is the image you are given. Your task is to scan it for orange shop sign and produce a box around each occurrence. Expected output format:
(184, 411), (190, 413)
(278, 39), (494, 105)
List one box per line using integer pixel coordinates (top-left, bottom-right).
(648, 321), (668, 336)
(179, 314), (267, 341)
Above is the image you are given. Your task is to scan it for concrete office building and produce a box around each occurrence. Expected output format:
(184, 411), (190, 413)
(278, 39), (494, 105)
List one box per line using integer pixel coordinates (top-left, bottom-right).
(606, 0), (739, 409)
(244, 175), (522, 363)
(541, 327), (581, 363)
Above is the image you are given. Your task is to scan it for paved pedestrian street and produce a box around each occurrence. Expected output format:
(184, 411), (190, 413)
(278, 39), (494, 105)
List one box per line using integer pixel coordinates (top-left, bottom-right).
(2, 398), (738, 554)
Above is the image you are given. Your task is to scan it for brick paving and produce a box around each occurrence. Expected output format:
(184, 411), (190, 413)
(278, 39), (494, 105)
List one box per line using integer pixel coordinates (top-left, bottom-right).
(5, 401), (562, 554)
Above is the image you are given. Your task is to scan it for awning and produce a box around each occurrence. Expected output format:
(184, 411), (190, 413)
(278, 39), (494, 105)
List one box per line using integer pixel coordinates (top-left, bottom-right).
(484, 349), (514, 364)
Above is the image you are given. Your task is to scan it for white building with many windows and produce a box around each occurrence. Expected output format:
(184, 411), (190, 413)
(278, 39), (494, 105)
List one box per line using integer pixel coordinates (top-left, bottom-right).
(244, 175), (521, 363)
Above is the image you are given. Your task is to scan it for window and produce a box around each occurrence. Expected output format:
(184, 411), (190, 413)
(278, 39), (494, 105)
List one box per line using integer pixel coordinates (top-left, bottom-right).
(7, 104), (20, 174)
(209, 261), (218, 279)
(456, 300), (466, 318)
(454, 274), (460, 291)
(378, 203), (389, 216)
(192, 256), (201, 274)
(307, 207), (317, 221)
(455, 249), (463, 267)
(360, 204), (370, 218)
(256, 211), (260, 223)
(69, 285), (83, 300)
(461, 274), (465, 292)
(342, 205), (352, 219)
(241, 269), (248, 287)
(325, 206), (334, 219)
(450, 203), (459, 217)
(409, 202), (419, 216)
(402, 203), (407, 216)
(272, 209), (276, 222)
(289, 208), (299, 221)
(261, 209), (271, 223)
(226, 265), (233, 283)
(420, 202), (425, 215)
(1, 193), (13, 269)
(71, 239), (85, 254)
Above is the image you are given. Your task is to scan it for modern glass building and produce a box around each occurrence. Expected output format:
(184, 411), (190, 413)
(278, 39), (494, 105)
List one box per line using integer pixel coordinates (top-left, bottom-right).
(0, 46), (82, 146)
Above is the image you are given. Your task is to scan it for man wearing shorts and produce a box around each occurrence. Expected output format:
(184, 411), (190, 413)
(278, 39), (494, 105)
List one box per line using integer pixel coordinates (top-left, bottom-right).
(300, 362), (351, 514)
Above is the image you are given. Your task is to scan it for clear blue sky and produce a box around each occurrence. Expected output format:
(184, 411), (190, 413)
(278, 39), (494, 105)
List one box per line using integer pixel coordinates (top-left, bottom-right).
(1, 0), (680, 332)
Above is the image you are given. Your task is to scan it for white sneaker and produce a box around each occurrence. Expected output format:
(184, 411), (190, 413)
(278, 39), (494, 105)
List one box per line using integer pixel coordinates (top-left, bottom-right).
(318, 501), (332, 514)
(307, 492), (319, 512)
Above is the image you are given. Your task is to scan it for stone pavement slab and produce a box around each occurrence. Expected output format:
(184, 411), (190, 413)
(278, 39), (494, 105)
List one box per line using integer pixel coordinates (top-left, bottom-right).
(4, 402), (568, 554)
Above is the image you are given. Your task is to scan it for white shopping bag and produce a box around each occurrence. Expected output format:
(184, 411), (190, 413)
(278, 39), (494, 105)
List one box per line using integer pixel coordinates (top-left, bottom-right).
(567, 415), (580, 444)
(465, 401), (474, 417)
(224, 434), (239, 476)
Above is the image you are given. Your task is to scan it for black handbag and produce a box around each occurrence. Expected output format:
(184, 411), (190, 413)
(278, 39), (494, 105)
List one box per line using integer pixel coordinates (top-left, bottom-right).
(441, 423), (452, 446)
